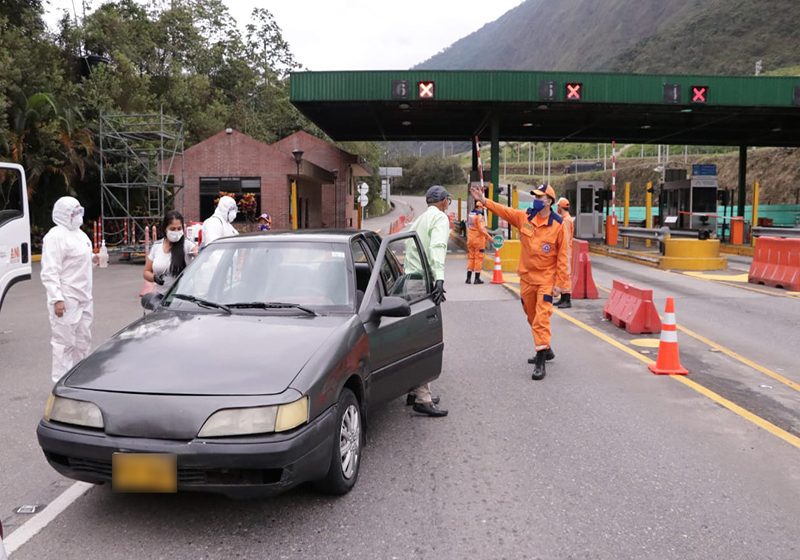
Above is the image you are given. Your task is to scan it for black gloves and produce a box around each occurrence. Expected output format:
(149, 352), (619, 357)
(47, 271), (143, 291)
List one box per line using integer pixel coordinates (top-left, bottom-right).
(432, 280), (446, 305)
(153, 273), (165, 286)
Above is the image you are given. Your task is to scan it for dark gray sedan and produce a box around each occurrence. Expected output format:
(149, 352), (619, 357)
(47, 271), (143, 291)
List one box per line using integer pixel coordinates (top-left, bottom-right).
(37, 230), (443, 498)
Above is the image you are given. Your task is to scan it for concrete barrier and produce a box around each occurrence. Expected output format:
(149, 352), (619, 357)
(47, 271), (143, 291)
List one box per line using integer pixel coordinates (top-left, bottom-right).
(603, 280), (662, 334)
(572, 239), (599, 299)
(748, 237), (800, 290)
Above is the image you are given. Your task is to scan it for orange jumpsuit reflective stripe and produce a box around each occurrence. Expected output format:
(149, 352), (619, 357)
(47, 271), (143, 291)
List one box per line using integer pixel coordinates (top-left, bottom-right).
(484, 199), (569, 350)
(466, 212), (491, 272)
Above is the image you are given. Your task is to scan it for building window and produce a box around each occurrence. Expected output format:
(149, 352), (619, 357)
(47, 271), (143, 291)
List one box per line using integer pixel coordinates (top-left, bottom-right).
(200, 177), (261, 221)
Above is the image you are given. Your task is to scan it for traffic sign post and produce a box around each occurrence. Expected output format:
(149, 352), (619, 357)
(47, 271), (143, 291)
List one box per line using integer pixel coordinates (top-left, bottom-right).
(492, 234), (504, 250)
(358, 194), (369, 207)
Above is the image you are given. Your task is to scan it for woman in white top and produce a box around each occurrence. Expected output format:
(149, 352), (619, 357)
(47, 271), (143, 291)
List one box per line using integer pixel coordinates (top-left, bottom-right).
(143, 210), (198, 295)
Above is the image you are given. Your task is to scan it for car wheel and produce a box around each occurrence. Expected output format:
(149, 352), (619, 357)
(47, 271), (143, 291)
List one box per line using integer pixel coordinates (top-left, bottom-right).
(315, 388), (362, 495)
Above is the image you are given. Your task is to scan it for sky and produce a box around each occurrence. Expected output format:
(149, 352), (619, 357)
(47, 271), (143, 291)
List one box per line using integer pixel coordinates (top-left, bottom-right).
(44, 0), (524, 70)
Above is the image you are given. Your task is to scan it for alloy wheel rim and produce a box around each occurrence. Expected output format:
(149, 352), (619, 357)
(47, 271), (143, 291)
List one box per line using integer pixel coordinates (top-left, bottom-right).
(339, 404), (360, 480)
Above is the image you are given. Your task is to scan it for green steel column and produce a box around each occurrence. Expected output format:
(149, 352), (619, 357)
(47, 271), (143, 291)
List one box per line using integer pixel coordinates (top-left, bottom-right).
(737, 146), (747, 217)
(490, 116), (500, 229)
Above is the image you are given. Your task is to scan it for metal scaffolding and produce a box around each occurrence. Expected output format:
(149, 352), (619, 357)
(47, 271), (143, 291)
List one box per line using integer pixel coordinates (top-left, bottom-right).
(99, 109), (184, 253)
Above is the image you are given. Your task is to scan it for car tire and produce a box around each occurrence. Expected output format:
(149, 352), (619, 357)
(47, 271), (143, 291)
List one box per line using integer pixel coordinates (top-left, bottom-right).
(314, 388), (362, 495)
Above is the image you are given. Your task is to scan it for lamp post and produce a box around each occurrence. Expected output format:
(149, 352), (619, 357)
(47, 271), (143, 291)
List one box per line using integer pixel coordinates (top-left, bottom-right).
(291, 149), (303, 230)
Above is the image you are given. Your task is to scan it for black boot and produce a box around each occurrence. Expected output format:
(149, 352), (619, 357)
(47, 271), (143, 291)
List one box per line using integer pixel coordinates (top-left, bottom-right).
(556, 293), (572, 308)
(465, 271), (472, 284)
(528, 348), (555, 363)
(473, 273), (484, 285)
(531, 349), (547, 380)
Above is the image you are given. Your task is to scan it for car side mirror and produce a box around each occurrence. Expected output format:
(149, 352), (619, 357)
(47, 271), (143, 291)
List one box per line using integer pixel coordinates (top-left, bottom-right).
(140, 292), (163, 311)
(373, 296), (411, 318)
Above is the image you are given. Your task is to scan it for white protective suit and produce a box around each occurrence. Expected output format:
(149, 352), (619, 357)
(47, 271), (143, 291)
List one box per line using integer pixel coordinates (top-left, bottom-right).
(202, 196), (239, 247)
(40, 197), (94, 383)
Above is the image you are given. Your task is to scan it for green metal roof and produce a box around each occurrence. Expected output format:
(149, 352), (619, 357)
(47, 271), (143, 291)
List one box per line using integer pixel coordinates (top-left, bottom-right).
(290, 70), (800, 146)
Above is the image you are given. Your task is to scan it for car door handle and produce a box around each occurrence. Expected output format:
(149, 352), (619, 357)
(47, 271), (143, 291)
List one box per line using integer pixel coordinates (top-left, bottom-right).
(426, 311), (438, 322)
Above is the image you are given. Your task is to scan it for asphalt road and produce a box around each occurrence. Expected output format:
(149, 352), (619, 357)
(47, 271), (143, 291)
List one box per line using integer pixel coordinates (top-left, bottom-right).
(1, 235), (799, 559)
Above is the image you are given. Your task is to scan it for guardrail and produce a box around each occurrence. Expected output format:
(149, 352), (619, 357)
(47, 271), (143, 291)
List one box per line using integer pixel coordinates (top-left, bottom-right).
(618, 226), (699, 249)
(752, 226), (800, 239)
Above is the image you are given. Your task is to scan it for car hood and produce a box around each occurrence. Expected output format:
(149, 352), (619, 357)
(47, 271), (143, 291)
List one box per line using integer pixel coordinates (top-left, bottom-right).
(65, 311), (351, 395)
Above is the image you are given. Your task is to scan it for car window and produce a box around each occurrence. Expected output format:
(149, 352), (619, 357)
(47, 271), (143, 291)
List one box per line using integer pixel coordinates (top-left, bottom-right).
(381, 236), (431, 303)
(351, 240), (374, 297)
(168, 241), (353, 311)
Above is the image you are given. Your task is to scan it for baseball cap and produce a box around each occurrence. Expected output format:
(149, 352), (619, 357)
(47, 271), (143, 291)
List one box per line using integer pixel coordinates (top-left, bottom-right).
(556, 197), (570, 209)
(530, 185), (557, 204)
(425, 185), (452, 203)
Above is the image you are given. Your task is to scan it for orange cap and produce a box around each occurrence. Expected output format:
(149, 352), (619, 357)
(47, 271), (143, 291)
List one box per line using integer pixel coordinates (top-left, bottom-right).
(556, 197), (570, 209)
(530, 185), (557, 204)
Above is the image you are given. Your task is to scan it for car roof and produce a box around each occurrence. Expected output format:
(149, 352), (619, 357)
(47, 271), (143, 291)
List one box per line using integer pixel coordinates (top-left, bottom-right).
(214, 229), (378, 245)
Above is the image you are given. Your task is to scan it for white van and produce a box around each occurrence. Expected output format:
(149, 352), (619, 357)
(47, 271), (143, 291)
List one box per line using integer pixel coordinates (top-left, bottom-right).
(0, 162), (31, 312)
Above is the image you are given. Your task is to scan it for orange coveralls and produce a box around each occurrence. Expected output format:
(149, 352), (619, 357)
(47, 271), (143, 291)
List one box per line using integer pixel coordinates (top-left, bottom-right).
(466, 211), (491, 271)
(484, 199), (569, 350)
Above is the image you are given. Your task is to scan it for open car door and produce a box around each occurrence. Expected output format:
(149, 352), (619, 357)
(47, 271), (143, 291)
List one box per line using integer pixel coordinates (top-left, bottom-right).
(0, 163), (31, 312)
(359, 231), (443, 404)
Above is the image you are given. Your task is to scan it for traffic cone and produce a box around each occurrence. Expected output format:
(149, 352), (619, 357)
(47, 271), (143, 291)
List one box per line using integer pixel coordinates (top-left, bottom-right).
(648, 297), (688, 375)
(490, 250), (505, 284)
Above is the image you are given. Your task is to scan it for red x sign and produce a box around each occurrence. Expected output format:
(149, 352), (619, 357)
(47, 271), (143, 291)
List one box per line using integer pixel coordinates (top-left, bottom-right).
(691, 85), (708, 103)
(418, 81), (435, 99)
(566, 82), (582, 101)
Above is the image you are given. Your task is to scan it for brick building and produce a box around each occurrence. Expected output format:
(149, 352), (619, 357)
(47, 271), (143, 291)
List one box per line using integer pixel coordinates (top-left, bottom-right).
(174, 129), (370, 230)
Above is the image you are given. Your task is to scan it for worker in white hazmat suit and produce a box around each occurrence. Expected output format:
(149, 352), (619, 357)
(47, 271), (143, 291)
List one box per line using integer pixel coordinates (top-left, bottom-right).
(202, 195), (239, 247)
(40, 197), (95, 383)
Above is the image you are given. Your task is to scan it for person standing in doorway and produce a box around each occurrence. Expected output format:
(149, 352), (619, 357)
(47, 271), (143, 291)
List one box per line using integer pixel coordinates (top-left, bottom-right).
(555, 197), (574, 308)
(466, 201), (492, 284)
(470, 184), (569, 380)
(405, 185), (451, 417)
(40, 197), (96, 384)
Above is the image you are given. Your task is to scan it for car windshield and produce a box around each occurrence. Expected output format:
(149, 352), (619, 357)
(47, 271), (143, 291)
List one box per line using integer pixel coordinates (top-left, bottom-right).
(164, 241), (353, 312)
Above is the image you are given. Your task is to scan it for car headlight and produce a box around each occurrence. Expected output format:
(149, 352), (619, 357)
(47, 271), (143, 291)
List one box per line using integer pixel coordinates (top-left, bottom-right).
(198, 397), (309, 438)
(44, 394), (104, 429)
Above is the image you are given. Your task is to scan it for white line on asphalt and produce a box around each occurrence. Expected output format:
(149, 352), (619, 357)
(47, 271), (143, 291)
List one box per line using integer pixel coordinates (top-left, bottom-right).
(5, 482), (93, 556)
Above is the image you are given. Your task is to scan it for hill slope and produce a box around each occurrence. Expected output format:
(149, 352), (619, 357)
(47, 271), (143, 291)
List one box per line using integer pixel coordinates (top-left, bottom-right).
(416, 0), (800, 75)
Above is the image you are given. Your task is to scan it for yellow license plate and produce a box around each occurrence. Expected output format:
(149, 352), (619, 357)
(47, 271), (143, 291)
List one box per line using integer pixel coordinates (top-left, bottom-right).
(112, 453), (177, 493)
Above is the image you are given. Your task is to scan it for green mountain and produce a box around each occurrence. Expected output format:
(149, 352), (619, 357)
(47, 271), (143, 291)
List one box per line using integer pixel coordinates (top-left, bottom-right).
(416, 0), (800, 75)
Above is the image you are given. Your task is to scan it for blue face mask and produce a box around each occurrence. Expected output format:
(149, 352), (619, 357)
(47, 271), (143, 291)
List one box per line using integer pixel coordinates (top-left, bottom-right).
(527, 199), (547, 219)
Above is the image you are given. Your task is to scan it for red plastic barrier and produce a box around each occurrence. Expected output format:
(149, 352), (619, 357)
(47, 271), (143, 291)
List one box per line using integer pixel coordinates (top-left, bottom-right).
(603, 280), (662, 334)
(571, 239), (599, 299)
(749, 237), (800, 291)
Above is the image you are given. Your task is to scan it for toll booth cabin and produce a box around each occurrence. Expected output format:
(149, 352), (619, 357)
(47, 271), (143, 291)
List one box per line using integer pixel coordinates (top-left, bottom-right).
(563, 180), (605, 240)
(659, 164), (718, 232)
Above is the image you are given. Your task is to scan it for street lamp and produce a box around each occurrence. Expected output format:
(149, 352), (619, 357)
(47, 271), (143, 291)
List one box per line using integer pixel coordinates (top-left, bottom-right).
(292, 149), (303, 177)
(291, 149), (303, 230)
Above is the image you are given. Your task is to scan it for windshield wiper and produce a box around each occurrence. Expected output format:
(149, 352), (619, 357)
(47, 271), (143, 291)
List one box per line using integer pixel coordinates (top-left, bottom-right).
(226, 301), (318, 316)
(172, 294), (232, 314)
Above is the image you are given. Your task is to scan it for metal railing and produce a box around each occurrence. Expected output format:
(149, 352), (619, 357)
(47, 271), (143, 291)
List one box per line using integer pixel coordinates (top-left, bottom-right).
(752, 226), (800, 239)
(618, 226), (699, 250)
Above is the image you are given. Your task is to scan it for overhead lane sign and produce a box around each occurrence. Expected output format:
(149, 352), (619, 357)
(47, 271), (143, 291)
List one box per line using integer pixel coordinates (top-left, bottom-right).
(691, 85), (708, 103)
(566, 82), (582, 101)
(418, 81), (435, 99)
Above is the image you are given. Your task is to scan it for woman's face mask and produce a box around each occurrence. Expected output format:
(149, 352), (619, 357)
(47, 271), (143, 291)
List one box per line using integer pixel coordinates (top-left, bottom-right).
(166, 230), (184, 243)
(68, 207), (84, 231)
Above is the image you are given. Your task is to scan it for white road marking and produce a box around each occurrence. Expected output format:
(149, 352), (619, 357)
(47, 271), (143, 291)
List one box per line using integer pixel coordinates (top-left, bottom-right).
(5, 482), (93, 556)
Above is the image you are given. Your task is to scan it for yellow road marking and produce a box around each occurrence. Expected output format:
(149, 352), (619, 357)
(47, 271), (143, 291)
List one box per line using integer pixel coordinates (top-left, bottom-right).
(683, 271), (749, 283)
(676, 324), (800, 393)
(504, 282), (800, 450)
(630, 338), (660, 348)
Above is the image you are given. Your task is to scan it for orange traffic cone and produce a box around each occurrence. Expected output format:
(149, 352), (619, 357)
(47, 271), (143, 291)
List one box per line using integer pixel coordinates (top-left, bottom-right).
(648, 297), (688, 375)
(490, 250), (505, 284)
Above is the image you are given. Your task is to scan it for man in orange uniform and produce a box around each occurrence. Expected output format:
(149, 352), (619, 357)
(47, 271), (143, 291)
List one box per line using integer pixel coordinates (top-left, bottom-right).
(555, 197), (574, 308)
(469, 184), (569, 380)
(466, 201), (492, 284)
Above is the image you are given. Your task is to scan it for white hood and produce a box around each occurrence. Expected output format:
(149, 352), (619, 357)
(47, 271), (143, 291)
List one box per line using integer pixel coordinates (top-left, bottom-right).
(52, 196), (83, 231)
(214, 196), (238, 224)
